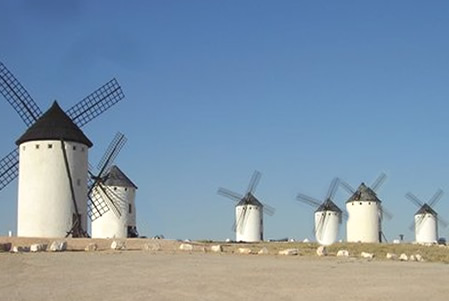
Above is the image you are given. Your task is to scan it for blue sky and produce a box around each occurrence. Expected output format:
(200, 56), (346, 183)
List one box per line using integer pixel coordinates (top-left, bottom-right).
(1, 1), (449, 241)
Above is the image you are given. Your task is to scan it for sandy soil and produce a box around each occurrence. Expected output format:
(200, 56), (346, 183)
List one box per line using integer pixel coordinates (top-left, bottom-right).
(2, 248), (449, 301)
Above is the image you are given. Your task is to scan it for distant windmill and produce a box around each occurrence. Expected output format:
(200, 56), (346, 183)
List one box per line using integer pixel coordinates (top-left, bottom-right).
(296, 178), (344, 246)
(89, 132), (139, 238)
(340, 173), (392, 243)
(405, 189), (448, 244)
(217, 171), (275, 242)
(0, 62), (124, 237)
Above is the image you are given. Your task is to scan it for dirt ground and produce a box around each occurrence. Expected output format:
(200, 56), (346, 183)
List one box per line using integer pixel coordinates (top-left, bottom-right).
(2, 248), (449, 301)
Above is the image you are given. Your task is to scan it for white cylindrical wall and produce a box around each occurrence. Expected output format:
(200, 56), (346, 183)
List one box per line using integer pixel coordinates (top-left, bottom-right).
(17, 140), (88, 237)
(346, 200), (380, 243)
(91, 186), (136, 238)
(235, 204), (263, 242)
(314, 210), (340, 246)
(415, 214), (438, 243)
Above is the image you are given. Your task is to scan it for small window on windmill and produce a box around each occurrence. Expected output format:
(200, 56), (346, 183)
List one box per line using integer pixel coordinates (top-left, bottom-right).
(114, 187), (117, 191)
(368, 202), (371, 205)
(22, 146), (26, 151)
(359, 202), (362, 205)
(72, 146), (77, 151)
(48, 144), (53, 149)
(125, 188), (128, 191)
(81, 147), (85, 152)
(128, 204), (132, 214)
(77, 179), (81, 186)
(35, 144), (40, 149)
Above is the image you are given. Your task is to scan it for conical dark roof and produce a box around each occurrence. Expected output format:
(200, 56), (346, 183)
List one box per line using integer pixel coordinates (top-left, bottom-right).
(16, 101), (93, 147)
(237, 193), (263, 207)
(416, 203), (437, 216)
(316, 198), (342, 213)
(346, 183), (381, 204)
(104, 165), (137, 189)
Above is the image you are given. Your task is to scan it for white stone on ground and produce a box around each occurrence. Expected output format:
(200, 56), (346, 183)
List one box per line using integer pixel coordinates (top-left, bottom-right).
(415, 254), (424, 262)
(360, 252), (374, 259)
(49, 241), (67, 252)
(238, 248), (253, 255)
(336, 250), (350, 257)
(386, 253), (397, 260)
(144, 242), (161, 251)
(258, 247), (269, 255)
(111, 241), (126, 250)
(179, 243), (194, 251)
(211, 245), (223, 253)
(30, 244), (47, 252)
(316, 246), (327, 256)
(278, 248), (299, 256)
(11, 246), (30, 253)
(399, 253), (408, 261)
(85, 243), (98, 252)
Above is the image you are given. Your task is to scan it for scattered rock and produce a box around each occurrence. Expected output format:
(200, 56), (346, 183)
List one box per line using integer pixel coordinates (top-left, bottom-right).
(415, 254), (424, 262)
(238, 248), (253, 255)
(393, 239), (401, 244)
(179, 243), (194, 251)
(278, 248), (299, 256)
(85, 243), (98, 252)
(360, 252), (374, 259)
(49, 241), (67, 252)
(258, 247), (269, 255)
(110, 240), (126, 250)
(386, 253), (397, 260)
(30, 244), (47, 252)
(0, 243), (12, 252)
(210, 245), (223, 253)
(143, 242), (161, 251)
(409, 255), (417, 261)
(336, 250), (350, 257)
(399, 253), (408, 261)
(303, 238), (310, 243)
(11, 246), (30, 253)
(316, 246), (327, 256)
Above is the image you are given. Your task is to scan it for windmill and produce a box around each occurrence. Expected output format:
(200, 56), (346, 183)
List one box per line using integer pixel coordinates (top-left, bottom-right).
(296, 178), (344, 246)
(0, 62), (124, 237)
(217, 170), (275, 242)
(340, 173), (392, 243)
(88, 132), (139, 238)
(405, 189), (448, 244)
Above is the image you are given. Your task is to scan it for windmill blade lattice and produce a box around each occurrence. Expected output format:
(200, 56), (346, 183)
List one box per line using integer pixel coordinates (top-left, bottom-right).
(66, 78), (124, 128)
(405, 192), (424, 208)
(87, 171), (111, 221)
(246, 170), (261, 194)
(429, 189), (444, 207)
(0, 62), (42, 126)
(371, 172), (387, 192)
(217, 187), (244, 202)
(0, 149), (19, 191)
(87, 132), (127, 221)
(296, 193), (323, 208)
(97, 132), (127, 177)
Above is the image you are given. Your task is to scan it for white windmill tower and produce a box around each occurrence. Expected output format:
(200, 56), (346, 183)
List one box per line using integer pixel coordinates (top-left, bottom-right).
(89, 133), (139, 238)
(340, 173), (392, 243)
(405, 189), (448, 244)
(217, 171), (275, 242)
(0, 62), (125, 237)
(296, 178), (344, 246)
